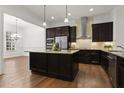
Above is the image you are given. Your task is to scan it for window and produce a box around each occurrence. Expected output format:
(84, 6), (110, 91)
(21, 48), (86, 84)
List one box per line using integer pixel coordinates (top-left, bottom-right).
(6, 32), (16, 51)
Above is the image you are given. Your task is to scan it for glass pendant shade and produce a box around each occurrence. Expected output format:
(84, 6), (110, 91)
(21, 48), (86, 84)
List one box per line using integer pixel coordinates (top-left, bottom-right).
(64, 5), (69, 23)
(43, 22), (46, 26)
(64, 18), (69, 23)
(43, 5), (47, 26)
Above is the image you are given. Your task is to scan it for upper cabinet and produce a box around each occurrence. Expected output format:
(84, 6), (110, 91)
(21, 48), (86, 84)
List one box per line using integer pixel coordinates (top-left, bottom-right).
(46, 26), (70, 38)
(46, 26), (76, 42)
(92, 22), (113, 42)
(69, 26), (76, 42)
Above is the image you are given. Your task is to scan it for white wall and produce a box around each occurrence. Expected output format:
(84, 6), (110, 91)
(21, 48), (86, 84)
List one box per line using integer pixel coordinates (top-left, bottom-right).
(0, 10), (3, 75)
(113, 6), (124, 48)
(3, 14), (46, 58)
(23, 23), (46, 56)
(93, 12), (113, 24)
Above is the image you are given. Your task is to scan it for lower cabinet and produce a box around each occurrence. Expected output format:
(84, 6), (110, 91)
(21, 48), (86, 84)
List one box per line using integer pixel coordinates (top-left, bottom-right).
(78, 50), (100, 64)
(101, 51), (109, 73)
(30, 52), (79, 81)
(30, 52), (47, 73)
(47, 53), (78, 80)
(47, 54), (59, 75)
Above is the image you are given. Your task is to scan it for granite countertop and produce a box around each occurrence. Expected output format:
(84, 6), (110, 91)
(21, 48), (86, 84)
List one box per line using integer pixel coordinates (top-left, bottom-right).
(25, 48), (124, 58)
(102, 49), (124, 58)
(25, 49), (80, 54)
(72, 48), (124, 58)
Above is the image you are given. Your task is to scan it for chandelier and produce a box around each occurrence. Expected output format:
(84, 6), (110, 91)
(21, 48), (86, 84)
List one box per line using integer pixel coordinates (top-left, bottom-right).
(11, 19), (22, 40)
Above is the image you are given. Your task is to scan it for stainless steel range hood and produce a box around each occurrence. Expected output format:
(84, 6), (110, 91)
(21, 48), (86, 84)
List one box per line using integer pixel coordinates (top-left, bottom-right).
(76, 17), (91, 39)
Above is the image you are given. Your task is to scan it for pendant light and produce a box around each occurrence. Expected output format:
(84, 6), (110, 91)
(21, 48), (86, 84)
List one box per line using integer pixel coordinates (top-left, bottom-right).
(64, 5), (69, 23)
(11, 19), (22, 40)
(43, 5), (47, 26)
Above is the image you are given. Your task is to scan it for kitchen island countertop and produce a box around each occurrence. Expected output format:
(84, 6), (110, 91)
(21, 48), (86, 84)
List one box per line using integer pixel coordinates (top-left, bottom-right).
(25, 49), (80, 54)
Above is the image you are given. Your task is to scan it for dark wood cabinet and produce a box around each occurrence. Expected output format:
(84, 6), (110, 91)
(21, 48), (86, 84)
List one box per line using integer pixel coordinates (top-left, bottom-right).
(46, 26), (70, 38)
(78, 50), (100, 64)
(92, 22), (113, 42)
(58, 54), (72, 77)
(47, 53), (79, 80)
(30, 52), (47, 73)
(47, 54), (59, 75)
(46, 26), (76, 43)
(46, 28), (56, 38)
(101, 51), (109, 73)
(78, 50), (90, 63)
(69, 26), (76, 42)
(30, 52), (79, 81)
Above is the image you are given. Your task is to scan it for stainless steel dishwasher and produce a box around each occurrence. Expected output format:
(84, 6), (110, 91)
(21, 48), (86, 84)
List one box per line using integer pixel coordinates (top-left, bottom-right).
(107, 54), (117, 88)
(117, 57), (124, 88)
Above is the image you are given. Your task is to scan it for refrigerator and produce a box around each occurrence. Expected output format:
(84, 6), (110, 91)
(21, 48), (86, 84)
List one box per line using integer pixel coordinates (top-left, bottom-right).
(55, 36), (68, 49)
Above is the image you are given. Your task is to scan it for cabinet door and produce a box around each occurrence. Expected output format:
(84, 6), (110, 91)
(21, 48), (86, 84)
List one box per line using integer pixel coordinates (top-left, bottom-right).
(30, 52), (47, 73)
(61, 26), (69, 36)
(55, 27), (62, 37)
(101, 52), (109, 73)
(90, 52), (100, 64)
(78, 50), (90, 63)
(46, 28), (55, 38)
(107, 22), (113, 41)
(92, 22), (113, 42)
(92, 24), (100, 42)
(70, 26), (76, 42)
(58, 54), (72, 77)
(47, 54), (59, 75)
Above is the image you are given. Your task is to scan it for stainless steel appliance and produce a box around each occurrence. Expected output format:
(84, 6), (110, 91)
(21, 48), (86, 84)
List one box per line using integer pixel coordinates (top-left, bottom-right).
(117, 57), (124, 88)
(108, 54), (117, 88)
(46, 38), (54, 49)
(55, 36), (68, 49)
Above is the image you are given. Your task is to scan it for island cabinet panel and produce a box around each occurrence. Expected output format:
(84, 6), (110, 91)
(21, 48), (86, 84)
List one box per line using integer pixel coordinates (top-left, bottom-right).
(47, 54), (59, 75)
(30, 52), (47, 73)
(58, 54), (72, 77)
(29, 51), (79, 81)
(47, 53), (75, 80)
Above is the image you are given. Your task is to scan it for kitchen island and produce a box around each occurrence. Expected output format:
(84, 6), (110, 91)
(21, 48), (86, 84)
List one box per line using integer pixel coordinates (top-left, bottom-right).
(29, 49), (79, 81)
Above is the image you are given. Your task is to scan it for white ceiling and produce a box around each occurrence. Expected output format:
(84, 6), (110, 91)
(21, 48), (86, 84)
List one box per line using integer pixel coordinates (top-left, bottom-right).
(23, 5), (117, 23)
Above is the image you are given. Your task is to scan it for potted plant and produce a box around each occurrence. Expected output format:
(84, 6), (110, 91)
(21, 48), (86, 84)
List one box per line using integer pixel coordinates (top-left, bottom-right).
(104, 44), (113, 51)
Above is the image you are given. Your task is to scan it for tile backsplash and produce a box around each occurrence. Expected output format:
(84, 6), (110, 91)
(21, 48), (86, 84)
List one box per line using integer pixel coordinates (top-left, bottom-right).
(71, 39), (114, 50)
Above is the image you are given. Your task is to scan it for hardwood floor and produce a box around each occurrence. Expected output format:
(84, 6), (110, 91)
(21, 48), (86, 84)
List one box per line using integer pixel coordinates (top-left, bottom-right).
(0, 56), (112, 88)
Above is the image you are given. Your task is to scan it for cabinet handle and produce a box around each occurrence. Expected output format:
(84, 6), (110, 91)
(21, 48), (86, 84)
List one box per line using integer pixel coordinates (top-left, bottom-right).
(107, 56), (113, 60)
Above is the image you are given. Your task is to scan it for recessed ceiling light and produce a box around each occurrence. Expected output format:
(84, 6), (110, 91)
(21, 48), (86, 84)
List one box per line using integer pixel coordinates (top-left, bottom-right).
(68, 13), (71, 16)
(51, 16), (55, 19)
(89, 8), (94, 12)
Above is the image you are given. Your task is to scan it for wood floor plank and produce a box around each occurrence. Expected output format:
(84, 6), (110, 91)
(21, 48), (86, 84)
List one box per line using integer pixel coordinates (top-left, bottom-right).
(0, 56), (112, 88)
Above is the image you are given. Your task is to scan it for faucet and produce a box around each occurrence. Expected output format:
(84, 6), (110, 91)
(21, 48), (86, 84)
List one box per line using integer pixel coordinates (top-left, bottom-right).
(117, 45), (124, 50)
